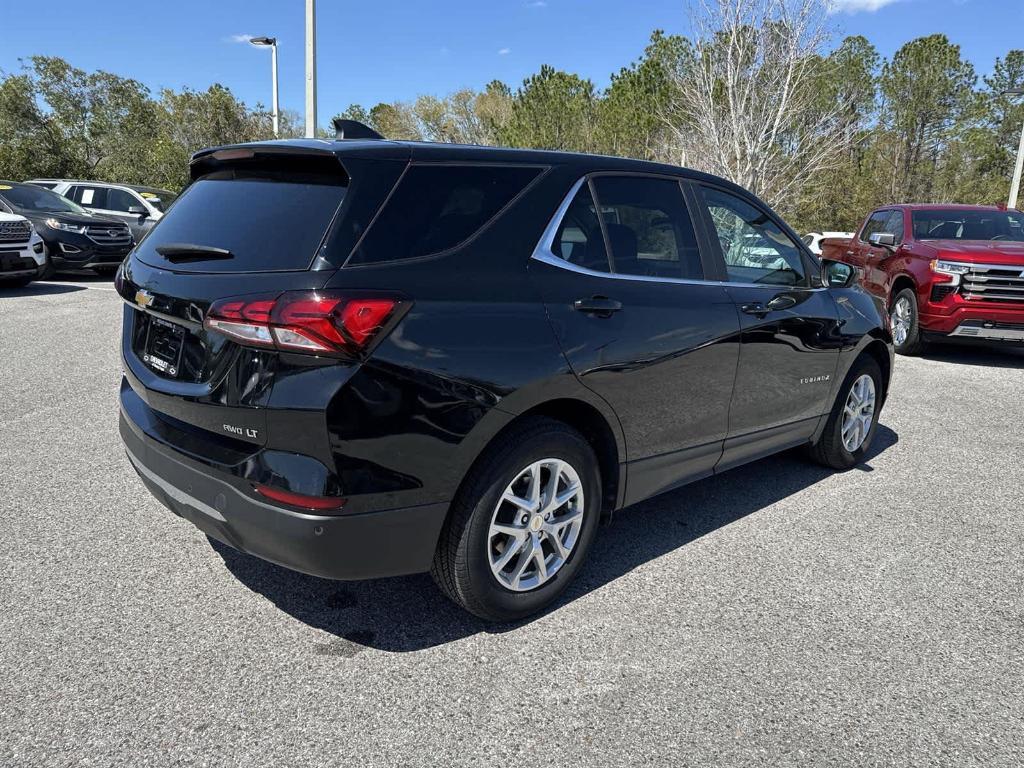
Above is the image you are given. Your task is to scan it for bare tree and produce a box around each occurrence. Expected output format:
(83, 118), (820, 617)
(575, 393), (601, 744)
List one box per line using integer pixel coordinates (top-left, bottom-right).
(662, 0), (853, 212)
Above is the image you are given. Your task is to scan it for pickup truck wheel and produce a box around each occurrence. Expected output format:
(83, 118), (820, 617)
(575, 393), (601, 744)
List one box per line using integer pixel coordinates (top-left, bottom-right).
(431, 417), (601, 622)
(806, 354), (882, 470)
(890, 288), (926, 355)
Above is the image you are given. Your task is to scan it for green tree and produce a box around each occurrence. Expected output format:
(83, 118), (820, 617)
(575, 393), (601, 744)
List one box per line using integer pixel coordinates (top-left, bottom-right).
(499, 65), (597, 151)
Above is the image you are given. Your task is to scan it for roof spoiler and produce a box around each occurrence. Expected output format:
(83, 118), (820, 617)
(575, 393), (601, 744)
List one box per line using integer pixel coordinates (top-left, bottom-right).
(333, 118), (384, 141)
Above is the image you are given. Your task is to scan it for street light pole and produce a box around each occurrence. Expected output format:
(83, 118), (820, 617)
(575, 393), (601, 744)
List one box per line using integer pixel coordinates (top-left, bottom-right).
(250, 37), (279, 138)
(305, 0), (317, 138)
(1003, 88), (1024, 210)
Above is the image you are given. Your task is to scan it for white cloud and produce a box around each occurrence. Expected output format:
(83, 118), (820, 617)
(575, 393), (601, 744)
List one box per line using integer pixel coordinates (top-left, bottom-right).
(227, 33), (254, 44)
(828, 0), (899, 12)
(498, 47), (511, 55)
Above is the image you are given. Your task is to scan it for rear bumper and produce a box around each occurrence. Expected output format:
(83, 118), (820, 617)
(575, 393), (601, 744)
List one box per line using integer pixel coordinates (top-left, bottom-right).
(120, 406), (450, 581)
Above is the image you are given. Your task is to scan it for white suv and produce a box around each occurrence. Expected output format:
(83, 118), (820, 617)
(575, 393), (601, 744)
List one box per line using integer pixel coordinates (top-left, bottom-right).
(0, 210), (45, 287)
(26, 180), (177, 242)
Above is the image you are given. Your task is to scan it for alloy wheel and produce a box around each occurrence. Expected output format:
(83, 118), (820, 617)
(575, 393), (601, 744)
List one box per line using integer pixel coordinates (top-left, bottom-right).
(841, 374), (876, 453)
(487, 458), (585, 592)
(890, 297), (912, 347)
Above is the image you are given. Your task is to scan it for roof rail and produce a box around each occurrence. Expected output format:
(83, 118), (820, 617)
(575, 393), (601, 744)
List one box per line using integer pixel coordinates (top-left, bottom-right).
(333, 118), (384, 141)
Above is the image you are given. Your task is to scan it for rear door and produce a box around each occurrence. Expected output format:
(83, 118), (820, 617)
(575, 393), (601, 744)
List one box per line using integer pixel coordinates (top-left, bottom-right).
(690, 183), (841, 470)
(532, 174), (740, 505)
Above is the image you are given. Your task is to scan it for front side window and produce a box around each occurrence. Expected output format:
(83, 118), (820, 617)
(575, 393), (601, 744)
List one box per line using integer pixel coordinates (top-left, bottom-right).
(106, 188), (141, 213)
(349, 164), (543, 265)
(860, 210), (893, 243)
(699, 186), (806, 286)
(591, 177), (703, 280)
(911, 209), (1024, 242)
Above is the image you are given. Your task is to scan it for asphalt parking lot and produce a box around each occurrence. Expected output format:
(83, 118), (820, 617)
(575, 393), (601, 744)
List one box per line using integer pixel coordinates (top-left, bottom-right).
(2, 277), (1023, 767)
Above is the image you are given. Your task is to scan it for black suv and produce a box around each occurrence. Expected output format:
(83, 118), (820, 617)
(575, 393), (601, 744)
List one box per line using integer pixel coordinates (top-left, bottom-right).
(0, 181), (133, 276)
(117, 128), (893, 621)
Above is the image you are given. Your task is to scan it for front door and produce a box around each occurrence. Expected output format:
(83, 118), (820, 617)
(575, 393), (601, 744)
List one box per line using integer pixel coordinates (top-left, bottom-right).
(531, 174), (741, 506)
(691, 184), (842, 471)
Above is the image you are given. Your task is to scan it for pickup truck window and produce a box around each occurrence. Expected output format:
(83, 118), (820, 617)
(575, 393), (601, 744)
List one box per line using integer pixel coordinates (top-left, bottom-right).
(860, 210), (903, 244)
(912, 209), (1024, 241)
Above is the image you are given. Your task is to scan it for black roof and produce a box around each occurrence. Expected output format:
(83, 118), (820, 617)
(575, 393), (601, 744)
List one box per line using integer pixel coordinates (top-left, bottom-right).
(190, 137), (727, 185)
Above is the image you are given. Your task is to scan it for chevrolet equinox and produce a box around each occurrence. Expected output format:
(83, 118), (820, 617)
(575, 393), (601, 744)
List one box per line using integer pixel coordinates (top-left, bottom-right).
(117, 122), (894, 621)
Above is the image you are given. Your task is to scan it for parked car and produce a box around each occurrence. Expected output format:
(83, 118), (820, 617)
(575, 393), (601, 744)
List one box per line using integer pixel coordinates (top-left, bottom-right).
(0, 181), (133, 277)
(802, 231), (855, 256)
(117, 128), (894, 621)
(27, 179), (177, 242)
(820, 204), (1024, 354)
(0, 208), (46, 287)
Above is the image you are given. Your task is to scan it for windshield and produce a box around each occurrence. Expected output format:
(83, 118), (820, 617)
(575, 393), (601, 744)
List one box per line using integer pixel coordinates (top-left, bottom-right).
(0, 183), (88, 214)
(912, 209), (1024, 242)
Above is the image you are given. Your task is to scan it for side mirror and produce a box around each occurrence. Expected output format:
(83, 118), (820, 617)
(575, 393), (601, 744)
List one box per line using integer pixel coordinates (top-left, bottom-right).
(128, 206), (148, 217)
(822, 259), (857, 288)
(868, 232), (896, 248)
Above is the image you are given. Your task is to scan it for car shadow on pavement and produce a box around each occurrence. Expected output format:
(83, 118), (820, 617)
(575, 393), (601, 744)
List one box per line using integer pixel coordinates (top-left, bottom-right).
(0, 282), (88, 297)
(921, 343), (1024, 369)
(211, 424), (898, 654)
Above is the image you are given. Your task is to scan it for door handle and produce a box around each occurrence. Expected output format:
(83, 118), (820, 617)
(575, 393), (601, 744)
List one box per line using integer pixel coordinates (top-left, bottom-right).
(741, 295), (796, 317)
(573, 296), (622, 317)
(766, 294), (797, 311)
(740, 302), (769, 317)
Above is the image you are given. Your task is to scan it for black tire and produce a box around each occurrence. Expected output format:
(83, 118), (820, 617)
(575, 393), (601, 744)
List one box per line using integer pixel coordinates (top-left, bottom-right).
(806, 354), (883, 470)
(890, 287), (927, 356)
(431, 416), (601, 622)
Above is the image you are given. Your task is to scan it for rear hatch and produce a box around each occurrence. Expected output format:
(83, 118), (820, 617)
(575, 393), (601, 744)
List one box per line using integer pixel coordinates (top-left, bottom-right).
(118, 146), (360, 453)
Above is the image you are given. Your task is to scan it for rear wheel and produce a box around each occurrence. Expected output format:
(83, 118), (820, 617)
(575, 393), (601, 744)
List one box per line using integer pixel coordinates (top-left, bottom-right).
(890, 287), (926, 355)
(806, 354), (883, 470)
(431, 417), (601, 621)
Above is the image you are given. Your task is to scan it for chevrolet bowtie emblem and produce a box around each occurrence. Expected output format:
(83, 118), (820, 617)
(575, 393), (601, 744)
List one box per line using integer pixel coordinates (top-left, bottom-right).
(135, 289), (154, 308)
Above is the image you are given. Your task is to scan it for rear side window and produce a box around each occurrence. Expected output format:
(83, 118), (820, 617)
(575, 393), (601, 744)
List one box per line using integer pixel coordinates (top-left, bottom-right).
(135, 173), (347, 273)
(591, 176), (703, 280)
(348, 164), (542, 265)
(551, 184), (610, 272)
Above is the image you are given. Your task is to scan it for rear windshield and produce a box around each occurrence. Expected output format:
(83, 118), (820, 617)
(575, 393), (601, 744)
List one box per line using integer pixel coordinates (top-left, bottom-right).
(136, 172), (346, 273)
(347, 164), (543, 265)
(912, 209), (1024, 242)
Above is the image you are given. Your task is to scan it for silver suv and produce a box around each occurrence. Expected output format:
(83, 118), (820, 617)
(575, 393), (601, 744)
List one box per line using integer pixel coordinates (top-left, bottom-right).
(26, 180), (177, 242)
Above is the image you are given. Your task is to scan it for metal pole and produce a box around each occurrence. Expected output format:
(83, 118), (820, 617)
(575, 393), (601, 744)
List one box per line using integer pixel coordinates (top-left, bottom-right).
(305, 0), (317, 138)
(271, 42), (280, 138)
(1009, 118), (1024, 210)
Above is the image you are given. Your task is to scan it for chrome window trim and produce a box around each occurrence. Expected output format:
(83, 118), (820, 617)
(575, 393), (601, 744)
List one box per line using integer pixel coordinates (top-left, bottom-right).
(531, 175), (826, 291)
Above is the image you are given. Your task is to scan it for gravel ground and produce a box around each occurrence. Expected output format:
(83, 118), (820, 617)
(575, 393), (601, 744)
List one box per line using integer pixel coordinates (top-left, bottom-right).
(2, 277), (1022, 767)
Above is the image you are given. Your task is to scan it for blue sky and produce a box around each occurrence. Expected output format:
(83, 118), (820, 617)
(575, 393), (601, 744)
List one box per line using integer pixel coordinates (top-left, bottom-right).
(0, 0), (1018, 124)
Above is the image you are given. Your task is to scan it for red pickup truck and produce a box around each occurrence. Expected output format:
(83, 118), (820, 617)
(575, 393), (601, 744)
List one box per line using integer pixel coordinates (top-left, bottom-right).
(821, 204), (1024, 354)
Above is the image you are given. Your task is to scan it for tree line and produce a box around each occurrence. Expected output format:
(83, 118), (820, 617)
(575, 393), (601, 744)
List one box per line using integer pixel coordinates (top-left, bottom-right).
(2, 0), (1022, 232)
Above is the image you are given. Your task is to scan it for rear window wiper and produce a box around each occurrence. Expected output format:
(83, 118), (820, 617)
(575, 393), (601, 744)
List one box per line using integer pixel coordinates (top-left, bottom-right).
(156, 243), (234, 263)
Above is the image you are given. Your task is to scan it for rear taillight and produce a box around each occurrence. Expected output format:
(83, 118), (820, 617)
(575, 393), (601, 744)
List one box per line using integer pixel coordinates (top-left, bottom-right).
(204, 291), (404, 356)
(254, 483), (346, 511)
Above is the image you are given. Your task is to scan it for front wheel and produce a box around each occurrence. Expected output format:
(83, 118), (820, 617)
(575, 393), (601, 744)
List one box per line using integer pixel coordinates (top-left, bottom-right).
(890, 287), (927, 356)
(806, 355), (883, 470)
(431, 417), (601, 622)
